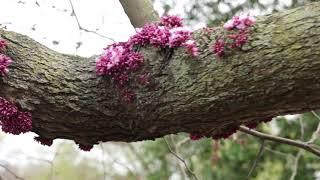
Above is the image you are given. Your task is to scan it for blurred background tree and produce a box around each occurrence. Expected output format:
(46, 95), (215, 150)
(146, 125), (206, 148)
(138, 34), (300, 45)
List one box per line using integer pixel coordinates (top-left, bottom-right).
(0, 0), (320, 179)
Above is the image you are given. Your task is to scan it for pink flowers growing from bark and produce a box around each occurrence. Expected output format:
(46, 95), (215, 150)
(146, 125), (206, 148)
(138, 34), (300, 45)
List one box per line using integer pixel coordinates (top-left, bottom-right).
(34, 136), (53, 146)
(160, 15), (183, 28)
(223, 14), (256, 30)
(212, 14), (255, 57)
(96, 15), (199, 102)
(0, 97), (32, 135)
(213, 39), (225, 57)
(96, 15), (199, 80)
(0, 39), (12, 76)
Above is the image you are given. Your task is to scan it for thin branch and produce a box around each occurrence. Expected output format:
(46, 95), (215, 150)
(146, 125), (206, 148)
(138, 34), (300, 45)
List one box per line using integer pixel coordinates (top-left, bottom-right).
(163, 137), (199, 180)
(0, 163), (24, 180)
(103, 145), (136, 178)
(176, 137), (190, 149)
(126, 144), (151, 172)
(308, 111), (320, 143)
(247, 140), (265, 179)
(68, 0), (115, 41)
(99, 143), (107, 180)
(290, 150), (303, 180)
(311, 111), (320, 122)
(170, 135), (188, 180)
(50, 147), (60, 180)
(239, 126), (320, 157)
(299, 117), (305, 141)
(264, 147), (293, 159)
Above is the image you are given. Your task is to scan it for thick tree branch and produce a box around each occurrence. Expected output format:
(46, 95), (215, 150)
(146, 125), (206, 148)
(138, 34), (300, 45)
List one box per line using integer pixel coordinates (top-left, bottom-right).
(119, 0), (159, 28)
(1, 3), (320, 144)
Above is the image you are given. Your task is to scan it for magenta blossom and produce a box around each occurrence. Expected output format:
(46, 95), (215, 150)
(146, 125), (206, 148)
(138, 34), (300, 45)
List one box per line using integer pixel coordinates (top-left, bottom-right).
(0, 54), (12, 75)
(190, 134), (203, 141)
(160, 15), (183, 28)
(78, 144), (94, 151)
(1, 111), (32, 135)
(213, 39), (225, 57)
(0, 39), (8, 51)
(183, 40), (199, 57)
(0, 97), (33, 135)
(223, 14), (256, 30)
(34, 136), (53, 146)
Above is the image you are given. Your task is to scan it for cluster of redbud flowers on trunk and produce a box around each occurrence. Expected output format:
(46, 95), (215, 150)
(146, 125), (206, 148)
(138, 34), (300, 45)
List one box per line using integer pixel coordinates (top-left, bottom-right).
(96, 15), (199, 102)
(96, 14), (256, 103)
(0, 39), (90, 151)
(0, 39), (11, 75)
(191, 14), (256, 141)
(0, 40), (36, 141)
(213, 14), (256, 57)
(0, 97), (32, 135)
(0, 40), (32, 135)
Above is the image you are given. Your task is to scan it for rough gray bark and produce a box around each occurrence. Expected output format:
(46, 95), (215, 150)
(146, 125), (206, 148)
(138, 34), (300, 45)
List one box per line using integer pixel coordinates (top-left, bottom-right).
(119, 0), (159, 28)
(1, 2), (320, 145)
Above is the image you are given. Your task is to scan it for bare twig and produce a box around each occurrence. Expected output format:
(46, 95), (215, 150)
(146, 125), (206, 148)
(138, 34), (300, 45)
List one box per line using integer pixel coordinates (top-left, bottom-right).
(170, 135), (188, 180)
(99, 143), (107, 180)
(308, 111), (320, 143)
(289, 117), (306, 180)
(299, 117), (305, 141)
(311, 111), (320, 121)
(247, 140), (265, 179)
(163, 137), (199, 180)
(0, 163), (24, 180)
(126, 144), (151, 172)
(103, 145), (136, 178)
(50, 146), (61, 180)
(290, 150), (303, 180)
(176, 137), (190, 149)
(68, 0), (115, 41)
(264, 147), (293, 159)
(239, 126), (320, 157)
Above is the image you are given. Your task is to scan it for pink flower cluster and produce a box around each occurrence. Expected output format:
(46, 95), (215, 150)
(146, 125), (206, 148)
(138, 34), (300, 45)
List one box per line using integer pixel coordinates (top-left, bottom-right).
(0, 97), (32, 135)
(77, 143), (94, 152)
(0, 39), (12, 76)
(212, 14), (255, 57)
(189, 134), (203, 141)
(190, 126), (239, 141)
(223, 14), (256, 30)
(34, 136), (53, 146)
(213, 39), (225, 57)
(96, 42), (144, 87)
(96, 15), (198, 102)
(160, 15), (183, 28)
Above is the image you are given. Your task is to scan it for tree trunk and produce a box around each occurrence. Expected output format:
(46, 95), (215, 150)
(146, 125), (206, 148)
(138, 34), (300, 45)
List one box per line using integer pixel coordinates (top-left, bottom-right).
(1, 2), (320, 144)
(119, 0), (159, 28)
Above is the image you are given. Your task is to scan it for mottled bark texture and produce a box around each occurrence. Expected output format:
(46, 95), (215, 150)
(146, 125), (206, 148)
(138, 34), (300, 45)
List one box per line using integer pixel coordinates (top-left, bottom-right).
(119, 0), (159, 28)
(1, 2), (320, 145)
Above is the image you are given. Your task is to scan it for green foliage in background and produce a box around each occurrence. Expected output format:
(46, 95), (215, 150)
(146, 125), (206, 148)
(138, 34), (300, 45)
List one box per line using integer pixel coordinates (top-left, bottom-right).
(154, 0), (319, 26)
(140, 112), (320, 180)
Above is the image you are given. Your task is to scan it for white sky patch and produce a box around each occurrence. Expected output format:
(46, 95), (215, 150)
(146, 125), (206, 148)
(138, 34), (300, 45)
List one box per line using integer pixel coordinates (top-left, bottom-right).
(0, 0), (135, 57)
